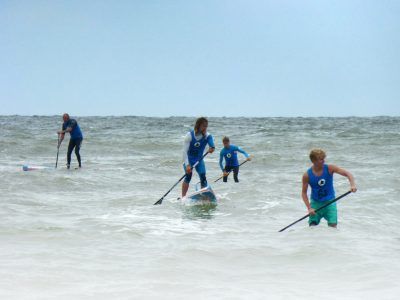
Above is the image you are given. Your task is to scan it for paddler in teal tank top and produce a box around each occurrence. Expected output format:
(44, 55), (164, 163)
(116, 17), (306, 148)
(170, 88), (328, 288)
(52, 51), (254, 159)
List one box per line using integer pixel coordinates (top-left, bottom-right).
(301, 148), (357, 228)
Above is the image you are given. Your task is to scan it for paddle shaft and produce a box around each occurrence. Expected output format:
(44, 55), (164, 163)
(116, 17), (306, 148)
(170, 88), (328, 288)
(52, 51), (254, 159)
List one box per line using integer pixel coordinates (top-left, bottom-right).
(154, 152), (209, 205)
(214, 159), (249, 183)
(278, 191), (352, 232)
(55, 135), (61, 168)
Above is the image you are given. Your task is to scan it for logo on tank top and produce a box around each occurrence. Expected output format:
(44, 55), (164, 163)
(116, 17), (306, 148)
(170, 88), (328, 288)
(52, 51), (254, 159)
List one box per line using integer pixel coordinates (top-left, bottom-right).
(194, 142), (201, 147)
(318, 179), (326, 186)
(227, 153), (232, 158)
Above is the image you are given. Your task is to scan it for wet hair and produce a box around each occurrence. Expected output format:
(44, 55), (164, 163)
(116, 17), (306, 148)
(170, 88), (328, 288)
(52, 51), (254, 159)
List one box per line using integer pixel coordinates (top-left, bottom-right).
(63, 113), (70, 119)
(194, 117), (208, 134)
(222, 136), (230, 143)
(309, 148), (326, 162)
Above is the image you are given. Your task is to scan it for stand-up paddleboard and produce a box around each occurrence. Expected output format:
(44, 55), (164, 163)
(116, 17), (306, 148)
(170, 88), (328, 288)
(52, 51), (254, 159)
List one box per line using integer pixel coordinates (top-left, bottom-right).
(22, 165), (51, 171)
(22, 164), (80, 171)
(181, 185), (217, 206)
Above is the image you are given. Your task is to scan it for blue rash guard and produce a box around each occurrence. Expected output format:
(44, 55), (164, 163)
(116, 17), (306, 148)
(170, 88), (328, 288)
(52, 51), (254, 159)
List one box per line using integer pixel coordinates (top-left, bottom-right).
(219, 145), (249, 171)
(62, 119), (83, 140)
(307, 164), (335, 202)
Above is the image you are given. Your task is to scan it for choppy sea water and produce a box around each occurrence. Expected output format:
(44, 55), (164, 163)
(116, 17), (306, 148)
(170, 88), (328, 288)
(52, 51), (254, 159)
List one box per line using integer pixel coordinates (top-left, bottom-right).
(0, 116), (399, 300)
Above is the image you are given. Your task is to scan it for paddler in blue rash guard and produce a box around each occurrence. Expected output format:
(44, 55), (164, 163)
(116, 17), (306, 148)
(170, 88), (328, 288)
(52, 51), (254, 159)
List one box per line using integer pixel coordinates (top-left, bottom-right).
(182, 117), (215, 197)
(219, 136), (251, 182)
(302, 148), (357, 228)
(57, 113), (83, 169)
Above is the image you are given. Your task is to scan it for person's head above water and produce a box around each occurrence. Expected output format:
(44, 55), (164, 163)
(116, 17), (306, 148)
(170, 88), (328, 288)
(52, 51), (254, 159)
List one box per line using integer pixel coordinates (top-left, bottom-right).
(222, 136), (230, 148)
(194, 117), (208, 135)
(309, 148), (326, 167)
(63, 113), (70, 122)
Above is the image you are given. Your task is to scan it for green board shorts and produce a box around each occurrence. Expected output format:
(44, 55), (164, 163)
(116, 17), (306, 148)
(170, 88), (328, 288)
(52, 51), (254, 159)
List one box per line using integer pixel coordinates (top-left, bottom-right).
(308, 199), (338, 226)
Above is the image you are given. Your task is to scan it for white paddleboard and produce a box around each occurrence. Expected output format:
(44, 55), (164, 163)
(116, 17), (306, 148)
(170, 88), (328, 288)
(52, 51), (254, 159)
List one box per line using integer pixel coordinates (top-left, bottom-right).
(181, 185), (217, 206)
(22, 165), (51, 171)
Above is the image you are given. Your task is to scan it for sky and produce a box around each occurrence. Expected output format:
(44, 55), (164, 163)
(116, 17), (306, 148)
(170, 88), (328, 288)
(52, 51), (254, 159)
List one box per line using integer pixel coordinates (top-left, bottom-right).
(0, 0), (399, 117)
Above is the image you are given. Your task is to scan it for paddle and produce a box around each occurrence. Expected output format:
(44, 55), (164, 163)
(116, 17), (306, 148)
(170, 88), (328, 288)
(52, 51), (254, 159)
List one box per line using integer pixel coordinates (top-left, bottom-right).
(55, 134), (61, 168)
(154, 152), (209, 205)
(214, 159), (250, 183)
(278, 191), (352, 232)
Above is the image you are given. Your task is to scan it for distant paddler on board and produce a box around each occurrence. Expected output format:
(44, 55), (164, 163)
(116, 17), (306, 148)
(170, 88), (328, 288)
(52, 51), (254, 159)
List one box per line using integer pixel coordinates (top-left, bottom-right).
(219, 136), (251, 183)
(301, 148), (357, 228)
(182, 117), (215, 198)
(57, 113), (83, 169)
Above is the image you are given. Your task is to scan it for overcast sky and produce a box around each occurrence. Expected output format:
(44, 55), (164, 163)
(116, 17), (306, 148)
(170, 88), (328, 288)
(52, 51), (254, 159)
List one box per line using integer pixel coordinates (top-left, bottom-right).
(0, 0), (399, 117)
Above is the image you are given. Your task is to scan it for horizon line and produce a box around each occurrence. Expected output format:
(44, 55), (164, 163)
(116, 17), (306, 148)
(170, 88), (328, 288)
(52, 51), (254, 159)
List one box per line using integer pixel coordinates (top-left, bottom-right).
(0, 114), (399, 118)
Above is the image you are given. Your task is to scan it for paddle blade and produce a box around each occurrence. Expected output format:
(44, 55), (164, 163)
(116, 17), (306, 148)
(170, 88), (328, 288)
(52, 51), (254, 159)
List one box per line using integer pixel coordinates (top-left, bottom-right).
(154, 198), (163, 205)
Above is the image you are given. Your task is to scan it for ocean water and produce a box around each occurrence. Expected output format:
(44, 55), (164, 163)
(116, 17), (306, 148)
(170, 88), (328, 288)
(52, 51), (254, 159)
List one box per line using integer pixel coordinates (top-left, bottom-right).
(0, 115), (399, 300)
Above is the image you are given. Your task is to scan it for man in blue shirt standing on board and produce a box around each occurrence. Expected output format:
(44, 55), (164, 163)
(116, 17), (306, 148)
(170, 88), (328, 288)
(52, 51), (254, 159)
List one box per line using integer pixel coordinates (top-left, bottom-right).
(58, 113), (83, 169)
(182, 117), (215, 197)
(219, 136), (251, 182)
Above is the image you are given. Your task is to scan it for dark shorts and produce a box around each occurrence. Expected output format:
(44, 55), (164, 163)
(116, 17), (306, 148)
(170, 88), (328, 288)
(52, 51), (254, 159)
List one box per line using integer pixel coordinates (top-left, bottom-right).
(223, 165), (239, 182)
